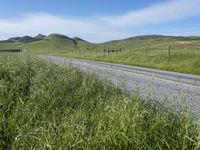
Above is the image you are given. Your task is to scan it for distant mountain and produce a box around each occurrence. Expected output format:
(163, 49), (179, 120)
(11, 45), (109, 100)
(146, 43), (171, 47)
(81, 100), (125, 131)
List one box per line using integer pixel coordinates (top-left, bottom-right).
(1, 34), (46, 43)
(127, 35), (168, 40)
(47, 33), (78, 47)
(74, 37), (88, 42)
(8, 36), (37, 43)
(0, 34), (47, 43)
(48, 34), (71, 39)
(47, 34), (90, 47)
(1, 34), (200, 44)
(35, 34), (46, 40)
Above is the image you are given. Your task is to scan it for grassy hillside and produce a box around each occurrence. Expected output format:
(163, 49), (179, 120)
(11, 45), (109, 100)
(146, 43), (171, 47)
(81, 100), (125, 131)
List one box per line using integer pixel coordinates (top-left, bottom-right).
(0, 34), (93, 54)
(0, 34), (200, 75)
(0, 53), (199, 149)
(21, 34), (93, 54)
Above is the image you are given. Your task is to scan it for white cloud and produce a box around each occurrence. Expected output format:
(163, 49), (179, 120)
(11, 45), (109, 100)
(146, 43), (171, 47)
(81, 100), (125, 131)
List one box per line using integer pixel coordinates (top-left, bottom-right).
(0, 13), (130, 42)
(101, 0), (200, 28)
(0, 0), (200, 42)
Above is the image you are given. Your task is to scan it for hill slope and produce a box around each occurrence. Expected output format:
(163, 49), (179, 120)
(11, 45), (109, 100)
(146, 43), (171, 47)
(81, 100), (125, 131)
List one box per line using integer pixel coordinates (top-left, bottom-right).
(0, 34), (93, 54)
(1, 34), (200, 53)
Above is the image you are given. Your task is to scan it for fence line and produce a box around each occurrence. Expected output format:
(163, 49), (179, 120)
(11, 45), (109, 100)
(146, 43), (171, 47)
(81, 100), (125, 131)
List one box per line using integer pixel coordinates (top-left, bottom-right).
(57, 44), (200, 57)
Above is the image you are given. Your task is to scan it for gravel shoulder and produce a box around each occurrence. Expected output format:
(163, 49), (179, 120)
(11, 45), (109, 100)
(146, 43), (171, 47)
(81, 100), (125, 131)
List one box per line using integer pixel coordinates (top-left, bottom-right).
(40, 55), (200, 116)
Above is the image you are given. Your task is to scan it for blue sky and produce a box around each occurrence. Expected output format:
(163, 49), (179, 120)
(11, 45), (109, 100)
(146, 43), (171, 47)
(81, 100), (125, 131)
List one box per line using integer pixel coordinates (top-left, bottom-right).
(0, 0), (200, 42)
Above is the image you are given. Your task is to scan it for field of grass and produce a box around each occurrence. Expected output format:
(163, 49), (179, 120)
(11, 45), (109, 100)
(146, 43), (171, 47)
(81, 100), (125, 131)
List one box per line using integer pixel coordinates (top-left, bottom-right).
(58, 46), (200, 75)
(0, 53), (200, 149)
(1, 34), (200, 75)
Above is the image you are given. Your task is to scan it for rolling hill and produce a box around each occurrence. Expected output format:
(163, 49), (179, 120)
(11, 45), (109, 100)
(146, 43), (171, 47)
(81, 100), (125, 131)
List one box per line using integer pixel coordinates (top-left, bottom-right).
(0, 34), (93, 54)
(1, 34), (200, 54)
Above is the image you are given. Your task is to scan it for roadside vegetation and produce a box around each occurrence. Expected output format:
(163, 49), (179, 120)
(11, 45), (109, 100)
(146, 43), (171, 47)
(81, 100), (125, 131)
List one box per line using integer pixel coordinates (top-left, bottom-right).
(0, 53), (200, 149)
(59, 47), (200, 76)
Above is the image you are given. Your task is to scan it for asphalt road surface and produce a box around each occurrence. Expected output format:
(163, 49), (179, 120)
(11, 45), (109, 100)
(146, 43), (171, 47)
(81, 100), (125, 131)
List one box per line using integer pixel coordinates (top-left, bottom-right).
(40, 55), (200, 116)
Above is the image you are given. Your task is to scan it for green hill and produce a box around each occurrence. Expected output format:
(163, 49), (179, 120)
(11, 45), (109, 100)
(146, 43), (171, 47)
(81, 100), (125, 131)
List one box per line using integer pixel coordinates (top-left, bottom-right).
(23, 34), (93, 54)
(0, 34), (93, 54)
(94, 35), (200, 51)
(1, 34), (200, 54)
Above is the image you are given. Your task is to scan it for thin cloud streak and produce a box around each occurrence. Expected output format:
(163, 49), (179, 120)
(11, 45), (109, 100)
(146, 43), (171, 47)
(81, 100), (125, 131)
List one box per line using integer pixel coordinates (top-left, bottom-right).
(0, 13), (130, 42)
(101, 0), (200, 28)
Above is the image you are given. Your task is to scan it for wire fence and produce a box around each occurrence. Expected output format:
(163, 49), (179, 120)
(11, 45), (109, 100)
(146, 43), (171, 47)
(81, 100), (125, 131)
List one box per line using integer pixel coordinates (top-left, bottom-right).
(58, 44), (200, 58)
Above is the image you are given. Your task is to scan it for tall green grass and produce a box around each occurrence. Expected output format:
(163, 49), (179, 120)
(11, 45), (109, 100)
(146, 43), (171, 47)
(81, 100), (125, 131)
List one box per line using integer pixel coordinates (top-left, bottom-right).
(0, 53), (199, 149)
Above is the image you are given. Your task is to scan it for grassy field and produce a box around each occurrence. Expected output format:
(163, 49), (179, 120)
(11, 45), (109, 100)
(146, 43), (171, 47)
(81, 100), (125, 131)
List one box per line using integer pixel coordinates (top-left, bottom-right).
(0, 53), (200, 149)
(58, 47), (200, 75)
(1, 34), (200, 75)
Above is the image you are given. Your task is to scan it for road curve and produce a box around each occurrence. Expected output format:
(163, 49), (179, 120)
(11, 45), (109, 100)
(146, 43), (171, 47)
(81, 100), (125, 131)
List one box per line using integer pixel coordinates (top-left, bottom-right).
(40, 55), (200, 116)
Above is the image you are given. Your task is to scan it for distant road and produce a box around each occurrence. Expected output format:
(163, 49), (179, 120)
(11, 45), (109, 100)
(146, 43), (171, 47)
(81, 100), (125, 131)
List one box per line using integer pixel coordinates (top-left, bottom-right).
(41, 55), (200, 116)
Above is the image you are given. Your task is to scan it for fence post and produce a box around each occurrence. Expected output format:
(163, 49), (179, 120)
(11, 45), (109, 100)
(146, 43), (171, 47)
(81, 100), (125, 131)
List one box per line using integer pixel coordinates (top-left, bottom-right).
(86, 48), (89, 54)
(168, 45), (171, 57)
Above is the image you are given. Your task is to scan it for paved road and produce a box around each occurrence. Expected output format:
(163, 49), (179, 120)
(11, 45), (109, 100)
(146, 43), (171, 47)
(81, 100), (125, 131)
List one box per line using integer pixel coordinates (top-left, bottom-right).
(41, 55), (200, 116)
